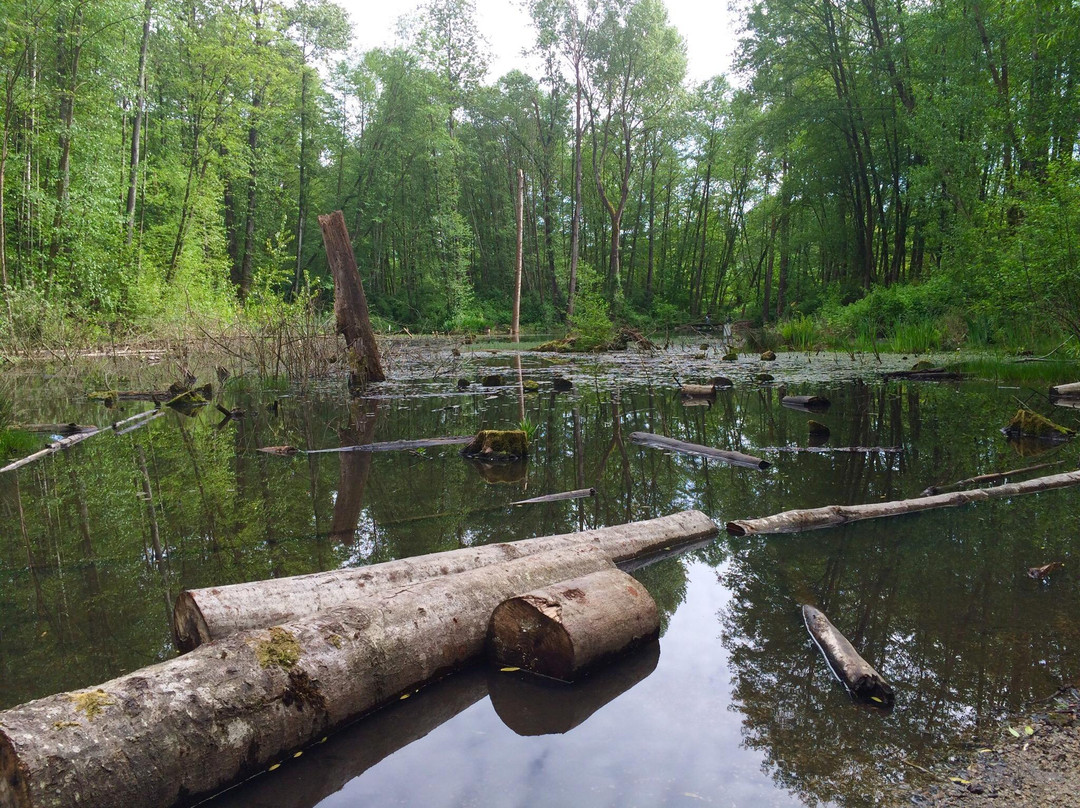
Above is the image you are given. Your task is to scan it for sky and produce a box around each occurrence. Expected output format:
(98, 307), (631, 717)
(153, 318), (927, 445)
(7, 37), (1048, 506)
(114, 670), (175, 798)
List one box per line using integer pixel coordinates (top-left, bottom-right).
(341, 0), (741, 85)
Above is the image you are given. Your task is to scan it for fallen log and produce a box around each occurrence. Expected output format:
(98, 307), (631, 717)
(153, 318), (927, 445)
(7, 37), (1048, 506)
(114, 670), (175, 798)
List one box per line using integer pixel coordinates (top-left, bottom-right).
(781, 395), (830, 412)
(1049, 381), (1080, 398)
(629, 431), (770, 470)
(173, 510), (718, 651)
(488, 568), (659, 681)
(13, 423), (95, 435)
(882, 368), (961, 381)
(488, 641), (659, 736)
(0, 428), (101, 473)
(760, 446), (902, 454)
(305, 436), (473, 454)
(920, 460), (1065, 496)
(727, 468), (1080, 536)
(511, 487), (596, 505)
(802, 605), (894, 707)
(0, 545), (614, 808)
(679, 384), (717, 397)
(114, 408), (167, 436)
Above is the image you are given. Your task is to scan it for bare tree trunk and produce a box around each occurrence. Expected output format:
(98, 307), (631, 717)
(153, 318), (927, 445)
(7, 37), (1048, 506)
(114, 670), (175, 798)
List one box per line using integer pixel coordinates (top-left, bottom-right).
(512, 168), (523, 341)
(125, 0), (152, 245)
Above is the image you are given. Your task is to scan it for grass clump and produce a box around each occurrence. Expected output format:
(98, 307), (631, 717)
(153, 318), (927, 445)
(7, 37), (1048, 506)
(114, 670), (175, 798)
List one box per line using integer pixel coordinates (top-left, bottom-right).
(255, 627), (302, 669)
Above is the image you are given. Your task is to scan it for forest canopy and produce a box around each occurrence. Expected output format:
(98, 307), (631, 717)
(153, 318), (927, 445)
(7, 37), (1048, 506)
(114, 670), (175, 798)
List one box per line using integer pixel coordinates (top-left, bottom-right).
(1, 0), (1077, 350)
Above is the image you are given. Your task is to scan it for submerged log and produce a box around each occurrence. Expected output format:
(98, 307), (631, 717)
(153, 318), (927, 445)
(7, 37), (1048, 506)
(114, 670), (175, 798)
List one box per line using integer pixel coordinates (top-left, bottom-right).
(630, 431), (770, 470)
(781, 395), (831, 412)
(920, 460), (1065, 497)
(319, 210), (385, 389)
(511, 487), (596, 506)
(727, 468), (1080, 536)
(679, 384), (717, 398)
(13, 423), (95, 435)
(489, 568), (659, 681)
(883, 367), (962, 381)
(0, 546), (613, 808)
(802, 605), (894, 707)
(173, 510), (718, 651)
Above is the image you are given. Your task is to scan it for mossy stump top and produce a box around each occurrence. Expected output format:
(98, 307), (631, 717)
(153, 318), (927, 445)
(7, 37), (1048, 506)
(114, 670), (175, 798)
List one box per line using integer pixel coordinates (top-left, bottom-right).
(1003, 408), (1076, 441)
(461, 429), (529, 460)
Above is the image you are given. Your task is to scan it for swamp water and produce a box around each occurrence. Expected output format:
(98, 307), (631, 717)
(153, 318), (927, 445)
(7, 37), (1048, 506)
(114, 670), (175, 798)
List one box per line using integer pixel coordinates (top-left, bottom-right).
(2, 341), (1080, 808)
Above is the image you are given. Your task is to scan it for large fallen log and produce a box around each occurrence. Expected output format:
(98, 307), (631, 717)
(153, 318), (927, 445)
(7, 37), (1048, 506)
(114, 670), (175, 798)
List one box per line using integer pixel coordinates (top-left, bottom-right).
(173, 510), (718, 651)
(920, 460), (1065, 497)
(630, 431), (770, 470)
(802, 605), (894, 706)
(727, 468), (1080, 536)
(781, 395), (830, 412)
(488, 568), (659, 681)
(0, 545), (613, 808)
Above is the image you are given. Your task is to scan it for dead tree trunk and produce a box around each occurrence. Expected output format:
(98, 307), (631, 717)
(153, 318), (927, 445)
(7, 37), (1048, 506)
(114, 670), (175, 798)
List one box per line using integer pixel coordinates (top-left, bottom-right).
(630, 431), (770, 470)
(803, 604), (894, 706)
(512, 168), (523, 342)
(173, 510), (718, 651)
(489, 568), (659, 681)
(728, 469), (1080, 536)
(0, 546), (614, 808)
(318, 210), (385, 389)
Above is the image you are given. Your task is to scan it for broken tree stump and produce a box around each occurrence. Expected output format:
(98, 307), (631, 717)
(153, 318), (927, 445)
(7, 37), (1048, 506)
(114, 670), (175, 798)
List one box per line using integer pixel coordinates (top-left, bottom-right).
(630, 431), (770, 470)
(488, 568), (659, 681)
(318, 210), (385, 389)
(461, 429), (528, 460)
(173, 510), (719, 651)
(803, 604), (894, 707)
(0, 546), (614, 808)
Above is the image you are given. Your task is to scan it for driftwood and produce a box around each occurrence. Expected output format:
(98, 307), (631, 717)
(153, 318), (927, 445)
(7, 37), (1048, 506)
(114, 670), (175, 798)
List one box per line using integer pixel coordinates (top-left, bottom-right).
(727, 468), (1080, 536)
(1049, 381), (1080, 398)
(511, 487), (596, 506)
(760, 446), (902, 454)
(489, 568), (659, 681)
(488, 641), (659, 736)
(0, 546), (612, 808)
(781, 395), (831, 412)
(172, 510), (718, 651)
(318, 210), (385, 389)
(802, 605), (894, 706)
(920, 460), (1065, 496)
(630, 431), (770, 470)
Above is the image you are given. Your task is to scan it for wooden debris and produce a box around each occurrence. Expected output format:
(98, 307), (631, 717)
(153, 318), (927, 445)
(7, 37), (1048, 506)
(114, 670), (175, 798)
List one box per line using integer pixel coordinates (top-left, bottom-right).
(511, 487), (596, 506)
(679, 384), (717, 397)
(883, 367), (962, 381)
(781, 395), (831, 412)
(1028, 561), (1064, 581)
(318, 210), (386, 390)
(308, 436), (474, 454)
(258, 445), (300, 456)
(0, 546), (614, 808)
(172, 510), (718, 650)
(13, 423), (95, 435)
(759, 446), (901, 454)
(461, 429), (528, 460)
(630, 431), (770, 470)
(803, 605), (894, 707)
(1049, 381), (1080, 398)
(727, 468), (1080, 536)
(920, 461), (1065, 497)
(488, 568), (659, 681)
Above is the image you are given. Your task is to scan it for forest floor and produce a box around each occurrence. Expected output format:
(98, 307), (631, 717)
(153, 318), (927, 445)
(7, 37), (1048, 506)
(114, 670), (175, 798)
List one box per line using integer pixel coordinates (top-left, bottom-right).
(890, 686), (1080, 807)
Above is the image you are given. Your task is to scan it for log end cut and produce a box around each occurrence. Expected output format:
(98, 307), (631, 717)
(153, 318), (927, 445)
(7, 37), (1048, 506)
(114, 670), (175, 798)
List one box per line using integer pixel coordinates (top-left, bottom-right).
(171, 591), (212, 653)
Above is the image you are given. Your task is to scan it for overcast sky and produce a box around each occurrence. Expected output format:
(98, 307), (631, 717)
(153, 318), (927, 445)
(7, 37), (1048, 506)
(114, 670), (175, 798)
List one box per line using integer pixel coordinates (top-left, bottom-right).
(341, 0), (740, 85)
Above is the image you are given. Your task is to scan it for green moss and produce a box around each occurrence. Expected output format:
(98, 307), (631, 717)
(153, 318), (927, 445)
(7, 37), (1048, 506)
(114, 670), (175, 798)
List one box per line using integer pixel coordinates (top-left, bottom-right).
(1004, 408), (1076, 439)
(462, 429), (529, 460)
(255, 627), (302, 669)
(69, 689), (114, 720)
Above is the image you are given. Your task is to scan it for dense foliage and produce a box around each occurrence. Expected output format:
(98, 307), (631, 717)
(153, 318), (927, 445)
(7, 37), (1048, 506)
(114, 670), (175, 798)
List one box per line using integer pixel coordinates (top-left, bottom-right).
(0, 0), (1077, 346)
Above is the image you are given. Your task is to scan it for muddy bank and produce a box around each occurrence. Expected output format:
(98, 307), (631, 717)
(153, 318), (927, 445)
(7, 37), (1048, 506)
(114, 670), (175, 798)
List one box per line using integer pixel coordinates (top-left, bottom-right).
(891, 687), (1080, 808)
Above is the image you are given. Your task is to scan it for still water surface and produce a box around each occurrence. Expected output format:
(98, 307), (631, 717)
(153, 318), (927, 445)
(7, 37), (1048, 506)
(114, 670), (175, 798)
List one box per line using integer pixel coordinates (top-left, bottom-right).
(2, 342), (1079, 807)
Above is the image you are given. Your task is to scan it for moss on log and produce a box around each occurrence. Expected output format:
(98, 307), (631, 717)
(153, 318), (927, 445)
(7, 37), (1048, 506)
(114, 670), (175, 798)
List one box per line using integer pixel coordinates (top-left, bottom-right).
(461, 429), (528, 460)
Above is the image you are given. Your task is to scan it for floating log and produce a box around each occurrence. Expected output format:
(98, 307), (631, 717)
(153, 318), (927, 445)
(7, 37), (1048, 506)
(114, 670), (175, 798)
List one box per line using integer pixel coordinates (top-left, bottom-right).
(679, 384), (716, 397)
(781, 395), (831, 412)
(488, 641), (659, 736)
(1049, 381), (1080, 398)
(760, 446), (902, 454)
(0, 546), (613, 808)
(511, 487), (596, 506)
(489, 568), (659, 682)
(461, 429), (528, 460)
(1028, 560), (1064, 581)
(173, 510), (718, 651)
(802, 605), (894, 707)
(920, 460), (1065, 496)
(0, 428), (101, 474)
(727, 468), (1080, 536)
(13, 423), (95, 435)
(883, 367), (962, 381)
(629, 431), (770, 470)
(318, 210), (385, 389)
(307, 436), (474, 454)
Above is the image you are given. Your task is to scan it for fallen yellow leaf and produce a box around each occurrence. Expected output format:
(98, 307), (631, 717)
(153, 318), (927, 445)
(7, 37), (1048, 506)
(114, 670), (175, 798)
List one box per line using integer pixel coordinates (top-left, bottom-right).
(500, 666), (521, 672)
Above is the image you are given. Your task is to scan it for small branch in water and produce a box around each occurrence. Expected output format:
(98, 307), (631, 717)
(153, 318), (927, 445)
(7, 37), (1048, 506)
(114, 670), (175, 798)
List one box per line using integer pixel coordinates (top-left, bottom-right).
(630, 431), (770, 470)
(512, 488), (596, 506)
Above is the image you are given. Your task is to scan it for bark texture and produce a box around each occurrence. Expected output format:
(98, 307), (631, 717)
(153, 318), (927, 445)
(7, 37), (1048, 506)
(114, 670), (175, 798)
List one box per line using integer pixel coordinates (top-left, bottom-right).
(630, 431), (770, 470)
(489, 568), (659, 681)
(0, 546), (614, 808)
(802, 605), (894, 706)
(173, 510), (718, 651)
(318, 210), (385, 388)
(727, 469), (1080, 536)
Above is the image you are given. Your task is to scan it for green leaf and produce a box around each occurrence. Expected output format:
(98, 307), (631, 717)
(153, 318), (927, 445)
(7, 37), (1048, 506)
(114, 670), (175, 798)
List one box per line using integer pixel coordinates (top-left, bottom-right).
(1024, 725), (1034, 736)
(1007, 727), (1021, 737)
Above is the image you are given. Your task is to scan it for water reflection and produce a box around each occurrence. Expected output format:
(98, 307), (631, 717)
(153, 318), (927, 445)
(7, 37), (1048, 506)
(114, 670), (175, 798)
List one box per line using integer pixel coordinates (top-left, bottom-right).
(2, 351), (1080, 807)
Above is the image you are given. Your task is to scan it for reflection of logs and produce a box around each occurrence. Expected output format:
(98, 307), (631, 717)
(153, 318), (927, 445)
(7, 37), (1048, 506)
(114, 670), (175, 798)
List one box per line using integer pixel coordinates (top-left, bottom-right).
(489, 569), (659, 681)
(511, 487), (596, 506)
(630, 431), (770, 470)
(488, 641), (660, 736)
(0, 547), (613, 808)
(802, 605), (894, 707)
(727, 469), (1080, 535)
(206, 667), (489, 808)
(174, 510), (719, 650)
